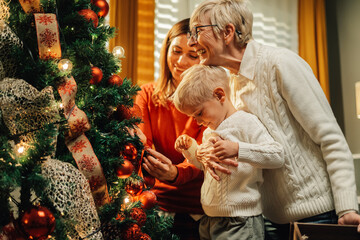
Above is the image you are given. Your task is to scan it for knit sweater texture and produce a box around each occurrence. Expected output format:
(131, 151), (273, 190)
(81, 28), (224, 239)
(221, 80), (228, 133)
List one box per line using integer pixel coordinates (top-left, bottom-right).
(135, 83), (205, 214)
(230, 40), (358, 223)
(184, 110), (284, 217)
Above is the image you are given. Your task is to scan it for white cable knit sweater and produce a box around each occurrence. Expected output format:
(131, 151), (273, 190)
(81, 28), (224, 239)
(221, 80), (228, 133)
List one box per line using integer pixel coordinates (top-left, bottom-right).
(230, 40), (359, 223)
(183, 110), (284, 217)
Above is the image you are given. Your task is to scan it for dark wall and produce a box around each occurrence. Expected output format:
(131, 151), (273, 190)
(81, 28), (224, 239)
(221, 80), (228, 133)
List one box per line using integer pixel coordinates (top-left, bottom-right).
(325, 0), (345, 132)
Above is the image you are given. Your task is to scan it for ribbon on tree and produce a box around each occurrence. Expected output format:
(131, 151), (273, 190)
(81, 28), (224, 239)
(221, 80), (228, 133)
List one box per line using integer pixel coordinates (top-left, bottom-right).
(18, 0), (42, 13)
(58, 76), (109, 206)
(34, 13), (61, 59)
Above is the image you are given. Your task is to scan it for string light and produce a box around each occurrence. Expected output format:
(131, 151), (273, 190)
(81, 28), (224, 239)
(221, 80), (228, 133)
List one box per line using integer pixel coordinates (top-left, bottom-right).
(17, 146), (24, 154)
(15, 142), (28, 156)
(120, 195), (133, 210)
(124, 196), (130, 204)
(58, 59), (73, 72)
(112, 46), (125, 58)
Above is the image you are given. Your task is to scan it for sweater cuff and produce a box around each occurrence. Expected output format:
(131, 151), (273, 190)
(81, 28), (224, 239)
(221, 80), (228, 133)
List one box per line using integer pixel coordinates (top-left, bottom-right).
(237, 142), (251, 159)
(338, 209), (357, 219)
(182, 138), (198, 165)
(334, 190), (359, 215)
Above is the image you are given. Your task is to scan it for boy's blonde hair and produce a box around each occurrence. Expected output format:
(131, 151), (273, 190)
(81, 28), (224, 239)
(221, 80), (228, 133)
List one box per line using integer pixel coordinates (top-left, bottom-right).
(173, 65), (230, 112)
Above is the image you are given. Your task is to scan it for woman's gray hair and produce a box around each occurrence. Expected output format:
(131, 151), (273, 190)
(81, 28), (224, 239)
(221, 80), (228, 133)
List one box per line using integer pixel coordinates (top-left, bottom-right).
(190, 0), (253, 47)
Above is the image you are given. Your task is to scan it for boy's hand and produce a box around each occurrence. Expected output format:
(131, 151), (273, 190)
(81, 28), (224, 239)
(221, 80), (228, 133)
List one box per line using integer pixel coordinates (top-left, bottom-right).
(175, 134), (193, 153)
(126, 126), (147, 144)
(210, 136), (239, 160)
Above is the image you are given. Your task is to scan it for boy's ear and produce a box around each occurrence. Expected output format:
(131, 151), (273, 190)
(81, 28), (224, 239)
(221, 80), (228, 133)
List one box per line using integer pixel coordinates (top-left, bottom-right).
(213, 87), (226, 102)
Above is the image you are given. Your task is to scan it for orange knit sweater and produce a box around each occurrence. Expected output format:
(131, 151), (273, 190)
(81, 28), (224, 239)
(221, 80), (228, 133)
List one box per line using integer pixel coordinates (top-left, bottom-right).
(135, 83), (205, 214)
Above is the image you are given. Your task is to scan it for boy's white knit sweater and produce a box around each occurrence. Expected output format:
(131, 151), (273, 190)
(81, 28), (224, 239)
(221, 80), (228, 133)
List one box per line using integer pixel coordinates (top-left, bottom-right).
(183, 110), (284, 217)
(230, 40), (359, 223)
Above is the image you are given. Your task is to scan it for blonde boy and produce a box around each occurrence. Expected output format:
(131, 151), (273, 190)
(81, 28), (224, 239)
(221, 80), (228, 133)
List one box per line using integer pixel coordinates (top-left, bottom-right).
(173, 64), (284, 239)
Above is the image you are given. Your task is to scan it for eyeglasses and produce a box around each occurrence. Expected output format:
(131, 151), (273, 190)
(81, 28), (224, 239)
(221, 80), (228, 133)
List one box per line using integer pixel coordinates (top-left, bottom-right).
(187, 24), (242, 42)
(187, 25), (218, 41)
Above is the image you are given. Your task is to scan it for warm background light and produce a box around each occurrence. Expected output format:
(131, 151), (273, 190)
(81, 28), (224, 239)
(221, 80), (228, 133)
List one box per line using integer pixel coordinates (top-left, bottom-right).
(355, 81), (360, 119)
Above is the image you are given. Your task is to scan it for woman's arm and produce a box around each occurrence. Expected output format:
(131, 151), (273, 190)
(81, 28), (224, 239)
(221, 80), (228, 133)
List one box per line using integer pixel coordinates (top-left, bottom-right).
(276, 49), (359, 221)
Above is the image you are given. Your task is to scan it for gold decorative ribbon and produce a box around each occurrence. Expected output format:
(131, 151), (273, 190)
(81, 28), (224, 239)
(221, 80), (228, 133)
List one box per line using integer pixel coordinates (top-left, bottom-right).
(18, 0), (41, 13)
(34, 13), (61, 59)
(58, 76), (109, 206)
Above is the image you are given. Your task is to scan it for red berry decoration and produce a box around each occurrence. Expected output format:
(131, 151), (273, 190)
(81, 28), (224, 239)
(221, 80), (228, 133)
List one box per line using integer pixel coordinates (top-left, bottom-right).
(108, 74), (123, 86)
(93, 0), (109, 18)
(125, 179), (144, 196)
(116, 159), (134, 179)
(130, 208), (147, 227)
(138, 190), (157, 209)
(20, 206), (56, 240)
(78, 9), (99, 28)
(121, 223), (141, 240)
(89, 66), (103, 85)
(139, 232), (152, 240)
(116, 212), (126, 221)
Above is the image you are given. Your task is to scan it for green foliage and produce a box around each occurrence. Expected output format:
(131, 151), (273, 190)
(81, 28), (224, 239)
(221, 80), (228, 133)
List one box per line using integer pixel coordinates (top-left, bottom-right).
(1, 0), (174, 239)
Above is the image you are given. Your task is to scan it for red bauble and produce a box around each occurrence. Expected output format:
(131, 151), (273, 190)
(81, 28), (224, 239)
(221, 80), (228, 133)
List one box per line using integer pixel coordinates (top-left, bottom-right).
(89, 66), (103, 84)
(114, 104), (142, 122)
(121, 223), (141, 240)
(116, 159), (134, 179)
(114, 105), (131, 122)
(108, 74), (123, 86)
(93, 0), (109, 18)
(20, 206), (56, 240)
(125, 179), (144, 196)
(78, 9), (99, 28)
(120, 143), (138, 161)
(138, 190), (157, 209)
(130, 208), (147, 227)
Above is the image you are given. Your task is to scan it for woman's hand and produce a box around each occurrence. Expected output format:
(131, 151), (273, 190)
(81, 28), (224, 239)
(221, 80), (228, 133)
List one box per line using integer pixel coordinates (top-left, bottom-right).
(142, 148), (178, 182)
(174, 134), (193, 153)
(338, 212), (360, 232)
(209, 136), (239, 160)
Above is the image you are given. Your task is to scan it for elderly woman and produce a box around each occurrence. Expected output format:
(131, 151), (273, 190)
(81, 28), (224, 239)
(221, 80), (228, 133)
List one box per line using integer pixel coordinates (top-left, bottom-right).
(135, 18), (205, 240)
(187, 0), (360, 239)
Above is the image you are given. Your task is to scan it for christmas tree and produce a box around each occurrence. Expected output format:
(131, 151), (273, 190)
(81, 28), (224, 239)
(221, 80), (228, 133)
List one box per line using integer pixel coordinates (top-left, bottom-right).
(0, 0), (176, 239)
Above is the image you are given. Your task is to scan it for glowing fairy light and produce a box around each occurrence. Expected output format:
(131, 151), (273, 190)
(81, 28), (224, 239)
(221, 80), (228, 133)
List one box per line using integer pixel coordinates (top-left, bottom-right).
(17, 145), (25, 154)
(58, 59), (73, 72)
(112, 46), (125, 58)
(124, 196), (130, 204)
